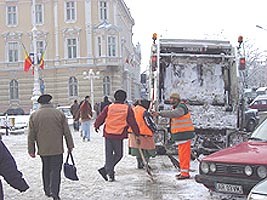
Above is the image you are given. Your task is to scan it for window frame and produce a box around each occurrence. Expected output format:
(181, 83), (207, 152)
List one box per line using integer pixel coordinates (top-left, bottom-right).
(103, 76), (111, 96)
(69, 76), (78, 97)
(9, 79), (19, 100)
(35, 3), (44, 25)
(66, 38), (78, 59)
(99, 0), (108, 21)
(97, 36), (102, 57)
(107, 36), (116, 57)
(6, 5), (17, 27)
(7, 41), (19, 63)
(64, 0), (77, 22)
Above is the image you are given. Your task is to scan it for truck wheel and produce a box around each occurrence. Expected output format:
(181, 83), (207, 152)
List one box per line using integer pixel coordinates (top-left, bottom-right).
(246, 119), (256, 132)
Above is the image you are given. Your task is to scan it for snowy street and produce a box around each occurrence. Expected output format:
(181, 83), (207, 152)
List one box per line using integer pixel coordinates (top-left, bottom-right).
(1, 126), (245, 200)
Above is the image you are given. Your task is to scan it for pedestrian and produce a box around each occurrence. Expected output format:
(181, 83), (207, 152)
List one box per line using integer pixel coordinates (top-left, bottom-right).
(151, 93), (195, 180)
(99, 96), (111, 113)
(94, 89), (140, 182)
(79, 96), (93, 141)
(0, 140), (29, 200)
(70, 99), (80, 131)
(28, 94), (74, 200)
(128, 99), (158, 169)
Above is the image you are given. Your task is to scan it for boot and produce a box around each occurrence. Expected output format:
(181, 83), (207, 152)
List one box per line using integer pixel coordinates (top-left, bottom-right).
(137, 158), (144, 169)
(98, 167), (108, 181)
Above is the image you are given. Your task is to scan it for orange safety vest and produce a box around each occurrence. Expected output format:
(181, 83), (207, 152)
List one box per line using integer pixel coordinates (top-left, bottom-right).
(132, 105), (153, 137)
(105, 103), (129, 135)
(170, 110), (194, 134)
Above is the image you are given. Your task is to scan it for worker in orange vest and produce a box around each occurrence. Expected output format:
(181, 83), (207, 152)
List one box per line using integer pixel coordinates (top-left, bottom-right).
(152, 93), (195, 180)
(128, 99), (157, 169)
(94, 90), (140, 182)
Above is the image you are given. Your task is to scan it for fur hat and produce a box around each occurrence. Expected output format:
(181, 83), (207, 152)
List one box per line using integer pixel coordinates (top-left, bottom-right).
(170, 93), (180, 100)
(114, 90), (127, 102)
(37, 94), (52, 104)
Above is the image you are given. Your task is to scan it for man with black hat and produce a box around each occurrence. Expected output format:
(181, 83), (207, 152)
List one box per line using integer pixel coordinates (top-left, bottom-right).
(94, 89), (140, 182)
(28, 94), (74, 200)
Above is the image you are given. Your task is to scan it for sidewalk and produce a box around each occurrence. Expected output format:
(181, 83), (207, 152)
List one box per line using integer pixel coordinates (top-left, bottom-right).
(2, 126), (210, 200)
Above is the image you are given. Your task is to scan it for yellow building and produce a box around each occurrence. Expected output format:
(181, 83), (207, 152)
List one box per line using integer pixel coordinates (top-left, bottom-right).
(0, 0), (141, 114)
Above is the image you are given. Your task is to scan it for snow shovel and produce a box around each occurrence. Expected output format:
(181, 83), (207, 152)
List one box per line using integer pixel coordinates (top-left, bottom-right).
(134, 135), (155, 182)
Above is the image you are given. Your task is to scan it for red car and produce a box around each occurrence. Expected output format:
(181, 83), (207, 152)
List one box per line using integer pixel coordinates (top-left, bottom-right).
(195, 119), (267, 196)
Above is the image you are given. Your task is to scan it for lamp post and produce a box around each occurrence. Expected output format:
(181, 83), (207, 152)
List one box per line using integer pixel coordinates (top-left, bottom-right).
(83, 69), (100, 109)
(31, 0), (41, 110)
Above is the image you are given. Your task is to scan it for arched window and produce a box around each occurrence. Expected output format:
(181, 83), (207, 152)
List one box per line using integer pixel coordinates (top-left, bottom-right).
(9, 79), (19, 100)
(103, 76), (110, 96)
(69, 76), (78, 97)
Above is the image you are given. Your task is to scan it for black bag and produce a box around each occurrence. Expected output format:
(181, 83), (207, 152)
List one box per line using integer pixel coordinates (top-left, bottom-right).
(64, 152), (79, 181)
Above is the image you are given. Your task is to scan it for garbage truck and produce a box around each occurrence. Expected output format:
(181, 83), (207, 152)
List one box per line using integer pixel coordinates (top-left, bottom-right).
(149, 38), (249, 156)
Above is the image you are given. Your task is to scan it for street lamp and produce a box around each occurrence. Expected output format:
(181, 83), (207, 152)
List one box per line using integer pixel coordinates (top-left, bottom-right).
(31, 0), (41, 111)
(83, 69), (100, 109)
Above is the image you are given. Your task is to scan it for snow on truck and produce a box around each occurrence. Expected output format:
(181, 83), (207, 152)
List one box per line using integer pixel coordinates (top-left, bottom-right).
(150, 38), (248, 156)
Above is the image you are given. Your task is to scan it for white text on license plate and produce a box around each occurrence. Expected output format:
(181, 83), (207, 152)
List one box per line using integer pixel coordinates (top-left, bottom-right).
(215, 183), (243, 194)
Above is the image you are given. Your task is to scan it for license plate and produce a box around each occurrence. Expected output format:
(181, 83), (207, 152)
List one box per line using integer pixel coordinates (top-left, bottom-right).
(215, 183), (243, 194)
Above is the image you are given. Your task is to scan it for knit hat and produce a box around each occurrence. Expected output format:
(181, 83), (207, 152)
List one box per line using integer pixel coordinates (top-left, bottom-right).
(37, 94), (52, 104)
(170, 93), (180, 100)
(114, 90), (127, 102)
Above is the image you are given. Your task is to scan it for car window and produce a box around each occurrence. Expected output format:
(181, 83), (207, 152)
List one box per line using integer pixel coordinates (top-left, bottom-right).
(251, 119), (267, 141)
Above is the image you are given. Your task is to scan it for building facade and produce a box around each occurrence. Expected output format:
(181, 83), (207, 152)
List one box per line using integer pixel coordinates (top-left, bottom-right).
(0, 0), (141, 114)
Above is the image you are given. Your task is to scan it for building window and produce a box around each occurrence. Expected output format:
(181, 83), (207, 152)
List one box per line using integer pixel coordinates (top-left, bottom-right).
(107, 36), (116, 57)
(36, 40), (45, 61)
(99, 1), (107, 21)
(67, 38), (77, 59)
(103, 76), (110, 96)
(8, 42), (18, 62)
(69, 76), (78, 97)
(65, 1), (76, 22)
(9, 79), (19, 100)
(97, 37), (102, 57)
(35, 4), (44, 24)
(6, 6), (17, 26)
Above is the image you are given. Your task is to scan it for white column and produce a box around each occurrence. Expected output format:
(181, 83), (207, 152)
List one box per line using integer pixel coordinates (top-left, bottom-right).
(31, 0), (41, 110)
(54, 0), (59, 63)
(85, 0), (93, 63)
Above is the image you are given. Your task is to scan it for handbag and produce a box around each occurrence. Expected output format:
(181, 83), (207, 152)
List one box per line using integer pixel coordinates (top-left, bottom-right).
(64, 152), (79, 181)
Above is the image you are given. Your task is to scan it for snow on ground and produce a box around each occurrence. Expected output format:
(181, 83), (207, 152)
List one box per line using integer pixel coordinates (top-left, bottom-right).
(1, 125), (245, 200)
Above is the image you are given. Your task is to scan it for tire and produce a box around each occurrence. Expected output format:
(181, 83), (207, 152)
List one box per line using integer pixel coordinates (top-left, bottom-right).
(246, 119), (256, 132)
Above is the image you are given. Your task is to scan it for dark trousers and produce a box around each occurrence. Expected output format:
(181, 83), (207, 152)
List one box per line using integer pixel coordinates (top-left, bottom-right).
(41, 154), (63, 197)
(105, 138), (123, 176)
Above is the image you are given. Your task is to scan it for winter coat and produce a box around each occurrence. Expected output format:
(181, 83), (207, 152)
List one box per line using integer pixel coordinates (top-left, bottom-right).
(0, 140), (29, 200)
(79, 101), (92, 122)
(159, 102), (195, 141)
(94, 102), (140, 140)
(70, 102), (79, 118)
(28, 104), (74, 156)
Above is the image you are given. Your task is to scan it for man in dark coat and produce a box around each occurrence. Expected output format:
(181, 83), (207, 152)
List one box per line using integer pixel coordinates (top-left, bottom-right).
(0, 140), (29, 200)
(100, 96), (111, 113)
(70, 99), (80, 131)
(28, 94), (74, 200)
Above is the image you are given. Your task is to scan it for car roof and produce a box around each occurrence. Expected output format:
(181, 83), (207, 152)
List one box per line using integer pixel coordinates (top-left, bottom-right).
(256, 87), (267, 92)
(251, 95), (267, 102)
